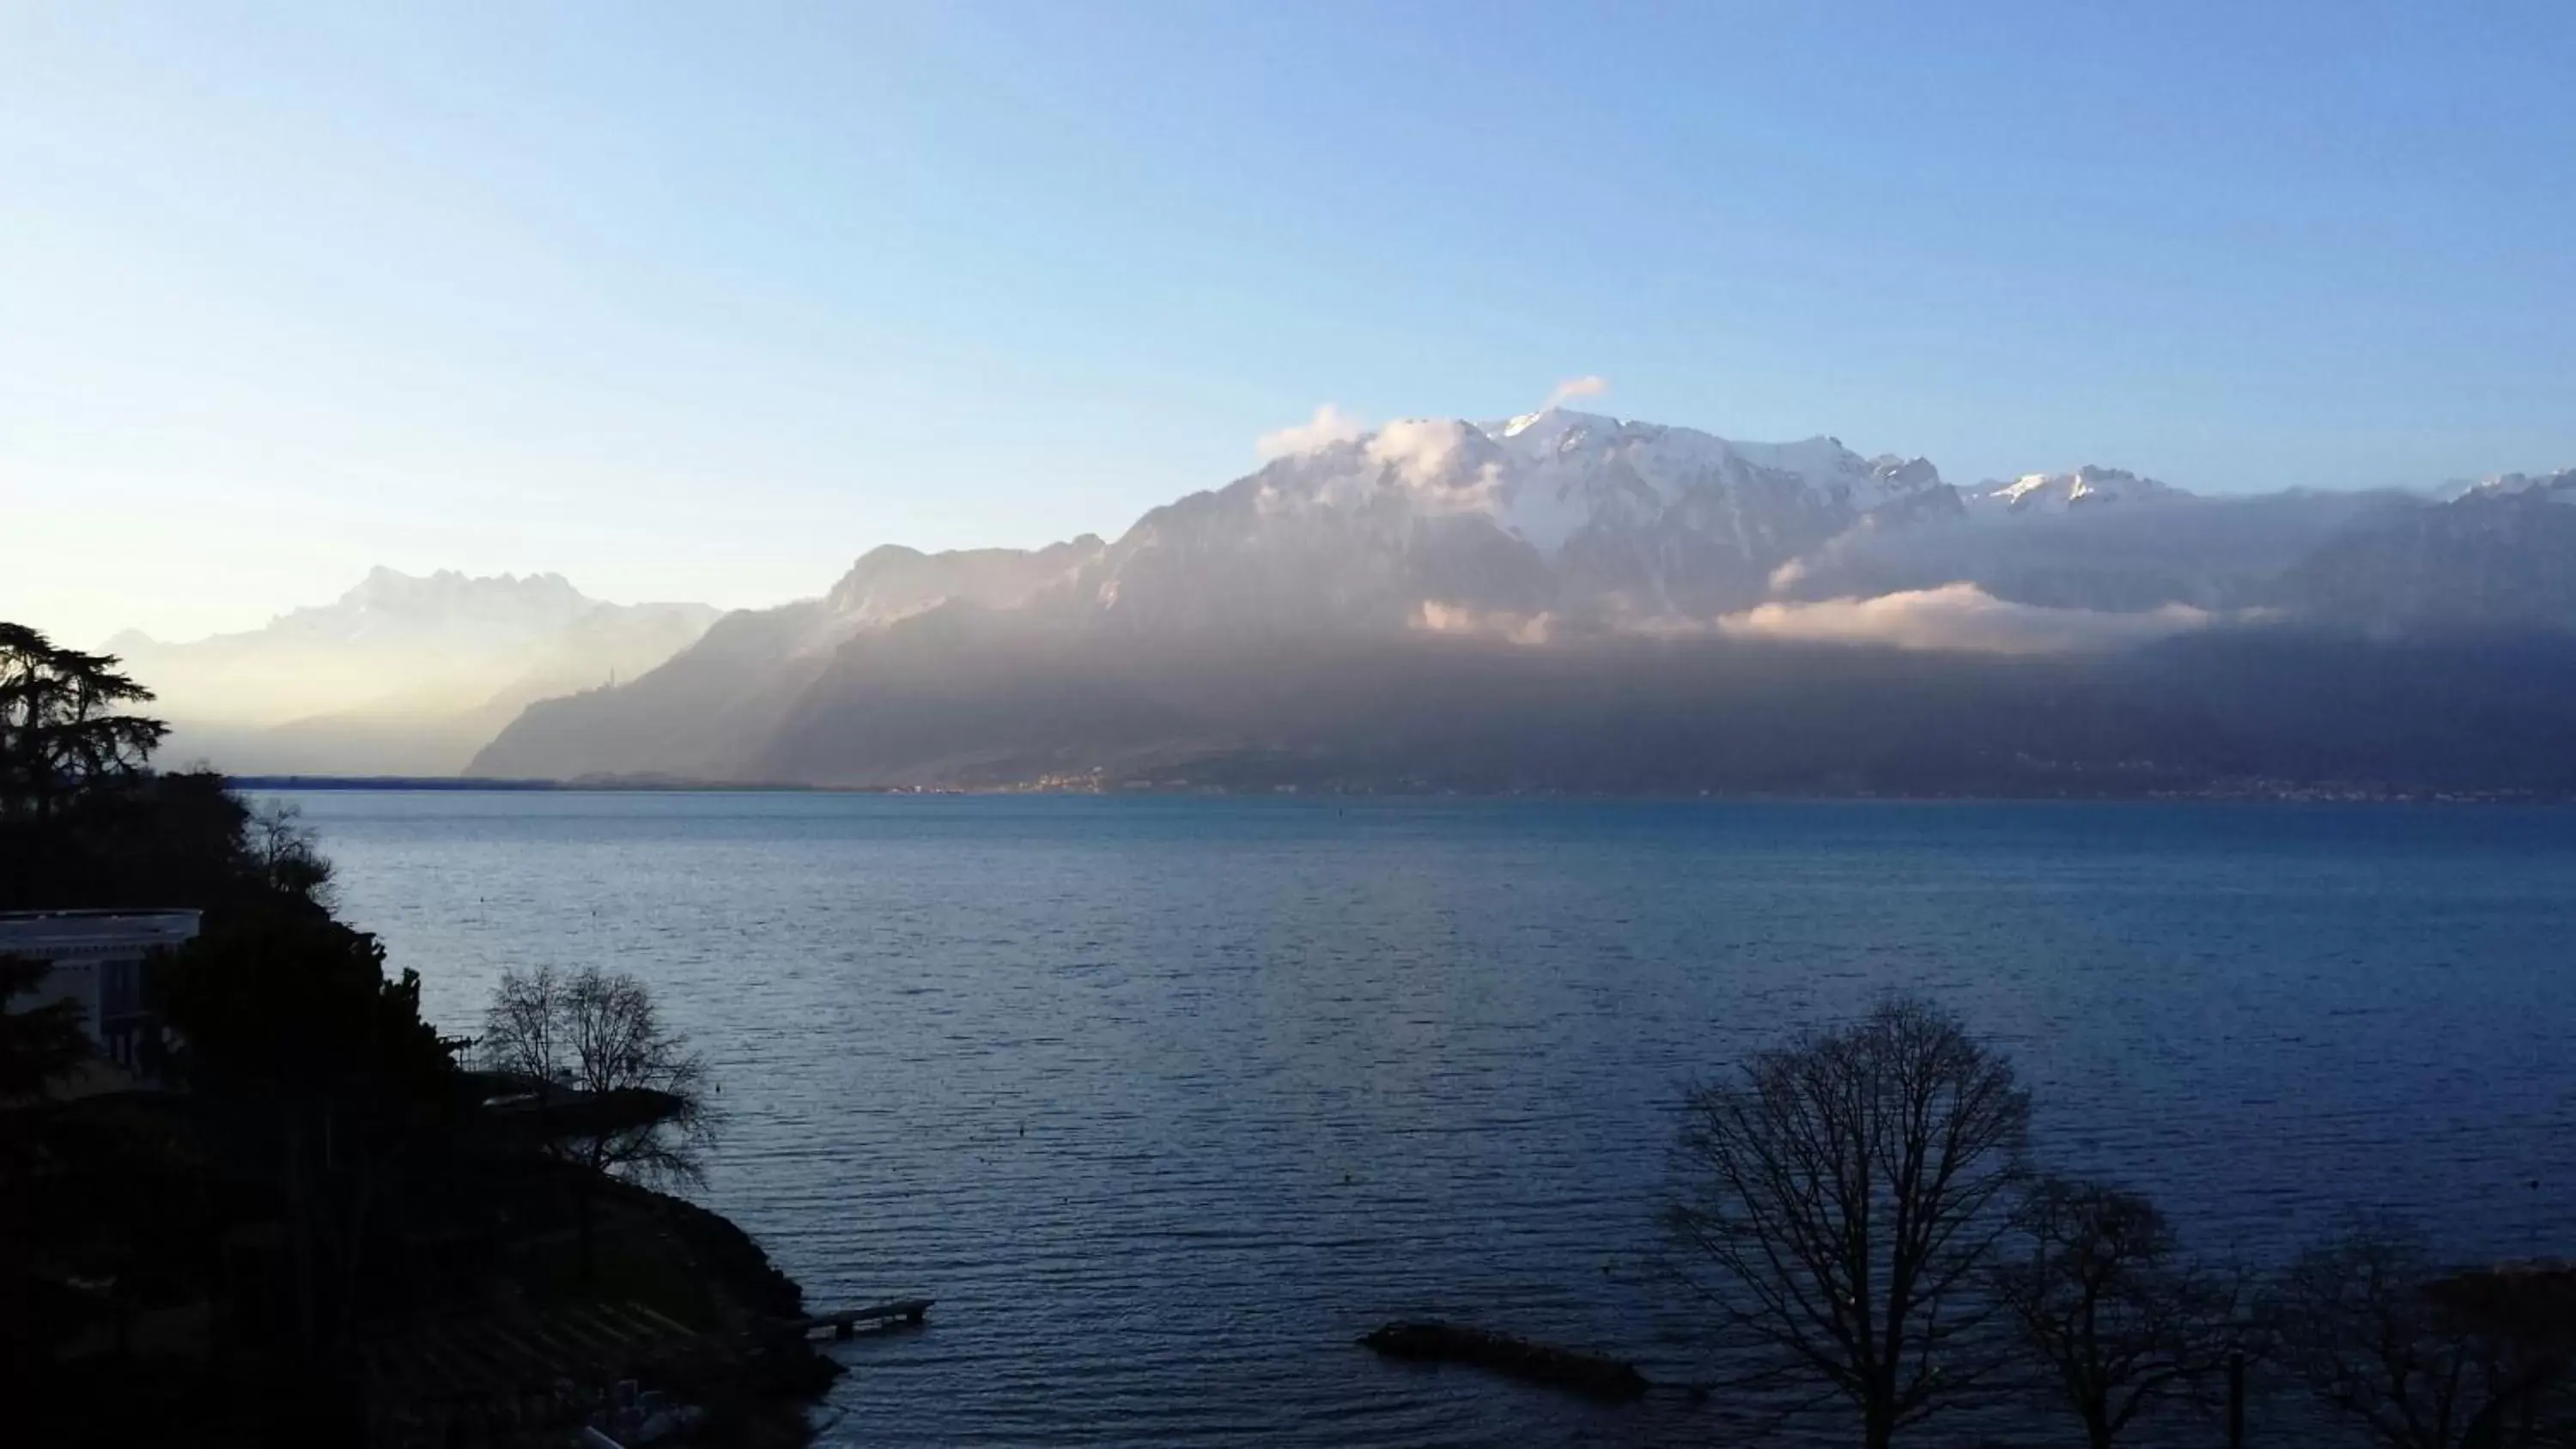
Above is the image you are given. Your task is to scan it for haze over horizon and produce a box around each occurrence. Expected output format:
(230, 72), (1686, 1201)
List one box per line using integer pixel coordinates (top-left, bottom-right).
(7, 2), (2573, 646)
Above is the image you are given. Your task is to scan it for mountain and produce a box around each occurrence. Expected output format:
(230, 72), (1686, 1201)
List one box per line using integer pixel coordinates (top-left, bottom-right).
(2274, 469), (2576, 632)
(114, 569), (720, 775)
(473, 409), (1968, 780)
(479, 411), (1968, 782)
(468, 408), (2576, 792)
(1775, 483), (2413, 613)
(2464, 468), (2576, 504)
(470, 539), (1104, 781)
(1041, 409), (1958, 633)
(497, 617), (2576, 797)
(1964, 464), (2182, 514)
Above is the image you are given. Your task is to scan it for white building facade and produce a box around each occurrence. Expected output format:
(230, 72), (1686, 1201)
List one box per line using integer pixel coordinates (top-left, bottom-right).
(0, 909), (203, 1069)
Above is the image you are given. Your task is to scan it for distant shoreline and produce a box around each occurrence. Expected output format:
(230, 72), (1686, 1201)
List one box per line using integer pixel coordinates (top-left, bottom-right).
(232, 775), (2570, 805)
(231, 774), (832, 793)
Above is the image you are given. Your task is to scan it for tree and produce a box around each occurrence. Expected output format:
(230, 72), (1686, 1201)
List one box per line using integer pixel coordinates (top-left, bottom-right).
(246, 800), (337, 911)
(150, 915), (456, 1366)
(2270, 1214), (2568, 1449)
(0, 954), (91, 1106)
(1993, 1174), (2249, 1448)
(0, 953), (100, 1367)
(478, 966), (713, 1274)
(0, 623), (167, 820)
(1662, 997), (2032, 1448)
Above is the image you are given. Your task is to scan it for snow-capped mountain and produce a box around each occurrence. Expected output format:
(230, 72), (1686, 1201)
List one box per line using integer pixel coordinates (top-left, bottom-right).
(477, 409), (1976, 777)
(2278, 466), (2576, 631)
(1965, 465), (2184, 513)
(1052, 408), (1958, 629)
(465, 407), (2576, 789)
(2465, 467), (2576, 504)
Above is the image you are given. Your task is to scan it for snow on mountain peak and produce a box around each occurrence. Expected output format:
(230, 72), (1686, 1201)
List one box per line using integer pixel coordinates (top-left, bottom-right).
(1488, 405), (1618, 450)
(1971, 465), (2181, 513)
(2467, 467), (2576, 504)
(1237, 408), (1958, 560)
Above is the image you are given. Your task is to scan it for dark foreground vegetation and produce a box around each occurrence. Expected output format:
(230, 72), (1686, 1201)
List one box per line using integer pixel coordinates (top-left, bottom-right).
(1659, 998), (2576, 1448)
(2, 623), (835, 1446)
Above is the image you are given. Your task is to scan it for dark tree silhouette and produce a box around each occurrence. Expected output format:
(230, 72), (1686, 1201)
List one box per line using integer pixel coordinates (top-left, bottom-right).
(245, 800), (337, 910)
(479, 966), (714, 1275)
(0, 954), (92, 1105)
(1994, 1174), (2249, 1448)
(480, 965), (713, 1184)
(0, 953), (100, 1356)
(0, 623), (167, 819)
(1662, 997), (2032, 1448)
(2270, 1214), (2568, 1449)
(150, 915), (456, 1366)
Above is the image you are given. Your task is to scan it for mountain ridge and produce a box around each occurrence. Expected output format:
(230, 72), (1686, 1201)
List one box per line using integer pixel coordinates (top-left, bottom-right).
(464, 408), (2576, 791)
(114, 567), (720, 776)
(70, 407), (2569, 790)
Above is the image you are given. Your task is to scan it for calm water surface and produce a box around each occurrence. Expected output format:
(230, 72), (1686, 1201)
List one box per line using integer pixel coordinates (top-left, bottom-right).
(273, 792), (2576, 1446)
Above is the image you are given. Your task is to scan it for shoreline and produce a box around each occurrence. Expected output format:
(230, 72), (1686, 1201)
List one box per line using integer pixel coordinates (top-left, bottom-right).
(586, 1177), (845, 1447)
(240, 774), (2576, 806)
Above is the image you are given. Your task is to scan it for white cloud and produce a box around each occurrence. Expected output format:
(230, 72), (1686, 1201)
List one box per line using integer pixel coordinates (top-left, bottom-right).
(1366, 417), (1473, 487)
(1402, 582), (2227, 652)
(1255, 403), (1367, 460)
(1544, 375), (1611, 409)
(1765, 556), (1813, 593)
(1415, 601), (1555, 644)
(1715, 583), (2225, 653)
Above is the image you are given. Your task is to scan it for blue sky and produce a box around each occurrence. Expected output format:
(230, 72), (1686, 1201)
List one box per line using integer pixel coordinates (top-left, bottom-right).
(5, 1), (2572, 643)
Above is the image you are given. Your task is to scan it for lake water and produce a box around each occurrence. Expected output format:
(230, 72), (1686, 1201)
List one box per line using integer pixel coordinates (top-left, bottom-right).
(272, 791), (2576, 1446)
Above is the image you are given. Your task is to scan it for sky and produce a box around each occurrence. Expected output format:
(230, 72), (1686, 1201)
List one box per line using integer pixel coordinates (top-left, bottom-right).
(5, 2), (2573, 646)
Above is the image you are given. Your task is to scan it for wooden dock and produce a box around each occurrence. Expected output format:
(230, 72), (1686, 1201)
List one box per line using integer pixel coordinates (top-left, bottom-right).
(798, 1297), (933, 1338)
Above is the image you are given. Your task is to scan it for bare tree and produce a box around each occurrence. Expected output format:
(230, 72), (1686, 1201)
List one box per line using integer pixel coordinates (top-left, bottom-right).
(480, 966), (714, 1274)
(247, 800), (337, 910)
(2270, 1214), (2568, 1449)
(481, 965), (713, 1185)
(1661, 997), (2032, 1449)
(1994, 1174), (2249, 1448)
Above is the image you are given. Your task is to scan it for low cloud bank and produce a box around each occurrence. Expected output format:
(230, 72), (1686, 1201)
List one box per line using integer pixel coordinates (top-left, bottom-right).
(1716, 584), (2225, 652)
(1413, 583), (2233, 652)
(1414, 600), (1554, 643)
(1768, 488), (2415, 612)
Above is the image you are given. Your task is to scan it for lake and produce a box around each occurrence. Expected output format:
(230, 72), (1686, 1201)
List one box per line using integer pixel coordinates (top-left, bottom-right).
(270, 791), (2576, 1446)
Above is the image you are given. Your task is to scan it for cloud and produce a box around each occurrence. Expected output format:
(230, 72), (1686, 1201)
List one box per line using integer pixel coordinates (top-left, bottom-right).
(1402, 583), (2227, 652)
(1765, 556), (1814, 593)
(1715, 584), (2227, 653)
(1544, 375), (1611, 409)
(1415, 601), (1555, 644)
(1255, 403), (1368, 460)
(1766, 488), (2417, 610)
(1366, 417), (1473, 487)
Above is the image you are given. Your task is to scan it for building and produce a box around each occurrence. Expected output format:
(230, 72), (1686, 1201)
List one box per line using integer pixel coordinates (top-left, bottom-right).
(0, 908), (203, 1069)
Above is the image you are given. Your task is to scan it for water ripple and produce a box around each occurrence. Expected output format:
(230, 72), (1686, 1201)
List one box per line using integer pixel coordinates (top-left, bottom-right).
(278, 793), (2576, 1447)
